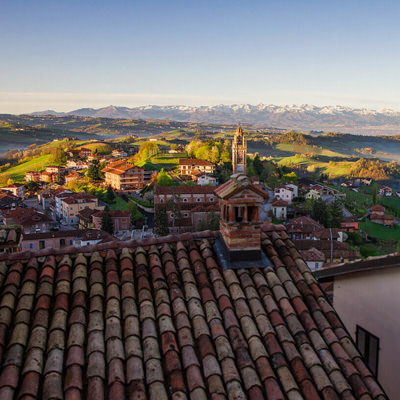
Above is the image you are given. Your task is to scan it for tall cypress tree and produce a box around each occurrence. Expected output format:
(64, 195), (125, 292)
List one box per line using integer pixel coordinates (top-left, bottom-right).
(101, 208), (114, 234)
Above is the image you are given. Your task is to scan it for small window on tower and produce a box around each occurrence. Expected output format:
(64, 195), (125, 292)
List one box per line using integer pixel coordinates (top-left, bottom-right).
(235, 206), (244, 222)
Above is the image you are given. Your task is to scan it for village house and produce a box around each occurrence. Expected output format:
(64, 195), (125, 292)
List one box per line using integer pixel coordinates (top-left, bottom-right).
(271, 199), (288, 220)
(77, 207), (97, 229)
(79, 147), (92, 158)
(111, 149), (128, 158)
(91, 210), (131, 233)
(102, 160), (149, 190)
(0, 192), (24, 209)
(286, 216), (324, 240)
(370, 204), (394, 226)
(21, 228), (115, 251)
(315, 254), (400, 399)
(154, 185), (219, 233)
(299, 247), (326, 270)
(379, 185), (392, 197)
(274, 184), (295, 203)
(65, 159), (87, 169)
(294, 239), (360, 264)
(195, 173), (217, 186)
(61, 193), (101, 225)
(24, 171), (41, 182)
(179, 158), (215, 176)
(45, 165), (65, 175)
(0, 183), (25, 198)
(341, 216), (359, 232)
(1, 207), (55, 234)
(0, 170), (388, 400)
(0, 227), (22, 254)
(64, 170), (82, 183)
(40, 171), (58, 183)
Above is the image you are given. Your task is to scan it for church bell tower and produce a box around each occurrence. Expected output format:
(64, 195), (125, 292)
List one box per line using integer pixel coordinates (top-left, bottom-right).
(232, 124), (247, 174)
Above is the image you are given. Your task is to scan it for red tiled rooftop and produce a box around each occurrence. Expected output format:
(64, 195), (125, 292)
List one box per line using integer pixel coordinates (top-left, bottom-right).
(0, 225), (386, 399)
(179, 158), (214, 166)
(371, 205), (385, 212)
(156, 185), (216, 195)
(271, 200), (288, 207)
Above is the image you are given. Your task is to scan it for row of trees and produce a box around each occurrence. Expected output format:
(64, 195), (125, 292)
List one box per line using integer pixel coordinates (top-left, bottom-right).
(185, 140), (231, 164)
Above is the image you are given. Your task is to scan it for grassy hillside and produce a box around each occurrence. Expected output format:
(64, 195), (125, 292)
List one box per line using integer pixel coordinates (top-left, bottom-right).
(359, 220), (400, 240)
(76, 142), (113, 154)
(0, 154), (57, 182)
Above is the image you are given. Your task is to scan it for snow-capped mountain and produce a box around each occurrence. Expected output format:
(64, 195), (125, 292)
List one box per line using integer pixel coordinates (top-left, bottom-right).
(30, 104), (400, 135)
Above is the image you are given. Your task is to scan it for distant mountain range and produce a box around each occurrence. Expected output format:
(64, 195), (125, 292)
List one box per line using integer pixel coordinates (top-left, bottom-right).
(30, 104), (400, 135)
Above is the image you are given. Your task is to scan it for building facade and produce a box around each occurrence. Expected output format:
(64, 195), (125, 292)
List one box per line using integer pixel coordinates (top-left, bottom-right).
(61, 193), (100, 225)
(154, 185), (219, 233)
(179, 159), (215, 176)
(102, 160), (148, 190)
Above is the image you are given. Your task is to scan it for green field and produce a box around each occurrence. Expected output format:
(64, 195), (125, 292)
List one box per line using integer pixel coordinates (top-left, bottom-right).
(0, 154), (57, 182)
(276, 143), (345, 158)
(359, 220), (400, 240)
(380, 197), (400, 218)
(109, 196), (128, 211)
(75, 142), (113, 154)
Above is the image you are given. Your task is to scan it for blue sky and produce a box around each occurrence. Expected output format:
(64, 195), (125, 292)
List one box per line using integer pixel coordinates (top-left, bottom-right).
(1, 0), (400, 113)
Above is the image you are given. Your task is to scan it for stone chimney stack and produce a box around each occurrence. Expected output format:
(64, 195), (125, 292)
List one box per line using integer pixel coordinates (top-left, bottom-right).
(215, 174), (269, 262)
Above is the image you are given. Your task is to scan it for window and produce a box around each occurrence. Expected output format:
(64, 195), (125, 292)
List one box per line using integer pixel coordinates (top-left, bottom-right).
(356, 325), (379, 376)
(39, 240), (45, 250)
(28, 243), (34, 249)
(235, 206), (244, 222)
(183, 198), (188, 202)
(60, 239), (66, 247)
(196, 198), (201, 202)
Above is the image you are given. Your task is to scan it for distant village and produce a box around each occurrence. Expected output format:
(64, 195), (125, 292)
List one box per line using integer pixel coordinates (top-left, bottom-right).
(0, 126), (397, 272)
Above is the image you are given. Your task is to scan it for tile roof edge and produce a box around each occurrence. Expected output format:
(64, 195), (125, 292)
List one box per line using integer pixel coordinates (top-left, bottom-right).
(314, 252), (400, 279)
(0, 229), (221, 262)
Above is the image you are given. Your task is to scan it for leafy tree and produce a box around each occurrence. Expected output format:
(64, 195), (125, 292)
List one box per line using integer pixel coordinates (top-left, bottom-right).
(53, 147), (67, 164)
(253, 154), (263, 176)
(127, 200), (144, 226)
(311, 199), (331, 227)
(7, 178), (14, 185)
(371, 183), (378, 205)
(282, 171), (298, 184)
(347, 232), (363, 246)
(106, 185), (115, 204)
(86, 160), (104, 181)
(25, 181), (41, 193)
(156, 168), (176, 186)
(133, 142), (159, 164)
(101, 208), (114, 234)
(154, 206), (169, 236)
(330, 200), (343, 228)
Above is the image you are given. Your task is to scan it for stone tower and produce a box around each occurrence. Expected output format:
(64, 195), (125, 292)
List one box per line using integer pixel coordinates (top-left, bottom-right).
(232, 124), (247, 174)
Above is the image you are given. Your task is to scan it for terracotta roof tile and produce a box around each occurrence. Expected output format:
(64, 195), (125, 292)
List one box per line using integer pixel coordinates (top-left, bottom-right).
(0, 227), (387, 399)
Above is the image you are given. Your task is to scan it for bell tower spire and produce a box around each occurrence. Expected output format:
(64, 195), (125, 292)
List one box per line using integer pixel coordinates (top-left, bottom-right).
(232, 123), (247, 174)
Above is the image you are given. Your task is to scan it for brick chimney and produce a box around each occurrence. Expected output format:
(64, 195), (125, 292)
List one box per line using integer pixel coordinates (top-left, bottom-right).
(215, 173), (269, 262)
